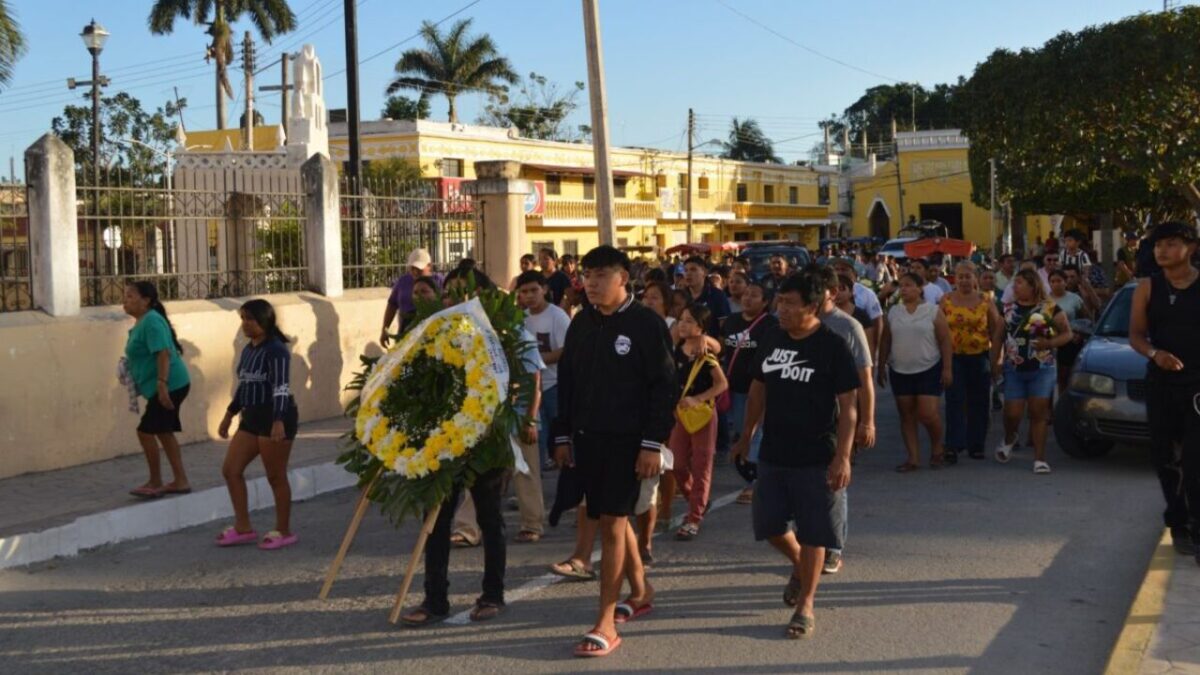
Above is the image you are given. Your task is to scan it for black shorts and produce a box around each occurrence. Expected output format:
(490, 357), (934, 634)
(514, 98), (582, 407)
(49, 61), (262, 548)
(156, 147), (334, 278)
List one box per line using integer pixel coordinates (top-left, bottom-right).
(890, 362), (944, 397)
(238, 403), (299, 440)
(138, 385), (190, 435)
(752, 461), (844, 548)
(573, 431), (642, 519)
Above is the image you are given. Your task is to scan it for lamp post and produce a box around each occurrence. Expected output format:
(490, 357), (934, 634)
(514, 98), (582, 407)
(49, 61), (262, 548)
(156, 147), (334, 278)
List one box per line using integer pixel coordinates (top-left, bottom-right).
(69, 19), (109, 297)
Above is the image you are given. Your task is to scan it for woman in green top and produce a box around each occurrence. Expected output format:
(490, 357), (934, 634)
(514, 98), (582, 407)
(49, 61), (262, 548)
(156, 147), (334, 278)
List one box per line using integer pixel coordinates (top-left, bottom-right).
(123, 281), (192, 499)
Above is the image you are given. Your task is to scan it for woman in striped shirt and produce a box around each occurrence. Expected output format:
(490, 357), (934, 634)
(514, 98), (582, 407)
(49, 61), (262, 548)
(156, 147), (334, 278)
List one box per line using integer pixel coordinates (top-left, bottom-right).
(216, 299), (300, 550)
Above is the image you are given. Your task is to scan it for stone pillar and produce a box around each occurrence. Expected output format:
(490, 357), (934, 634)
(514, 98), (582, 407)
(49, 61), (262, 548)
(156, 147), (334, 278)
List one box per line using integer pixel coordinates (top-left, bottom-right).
(464, 160), (531, 285)
(25, 134), (80, 317)
(302, 153), (343, 297)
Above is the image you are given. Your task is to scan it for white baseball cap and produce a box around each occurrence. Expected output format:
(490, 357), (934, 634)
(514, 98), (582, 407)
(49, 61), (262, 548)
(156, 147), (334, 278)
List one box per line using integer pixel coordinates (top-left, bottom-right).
(407, 248), (432, 269)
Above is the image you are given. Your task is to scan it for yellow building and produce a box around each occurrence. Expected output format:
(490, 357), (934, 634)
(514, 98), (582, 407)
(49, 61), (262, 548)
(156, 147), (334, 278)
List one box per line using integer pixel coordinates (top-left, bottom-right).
(847, 129), (1055, 250)
(322, 119), (840, 256)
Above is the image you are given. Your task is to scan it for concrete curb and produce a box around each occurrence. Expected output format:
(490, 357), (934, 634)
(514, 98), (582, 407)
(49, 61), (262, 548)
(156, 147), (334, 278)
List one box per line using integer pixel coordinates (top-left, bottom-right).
(1103, 528), (1174, 675)
(0, 462), (357, 570)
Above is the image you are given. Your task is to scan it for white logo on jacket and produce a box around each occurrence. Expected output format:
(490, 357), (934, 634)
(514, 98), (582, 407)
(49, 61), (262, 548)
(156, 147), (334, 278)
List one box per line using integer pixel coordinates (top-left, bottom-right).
(761, 348), (814, 382)
(614, 335), (631, 355)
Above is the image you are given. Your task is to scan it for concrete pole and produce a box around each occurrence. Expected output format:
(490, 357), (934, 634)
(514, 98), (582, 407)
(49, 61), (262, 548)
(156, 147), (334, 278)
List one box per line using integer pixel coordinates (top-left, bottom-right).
(466, 161), (531, 285)
(25, 135), (81, 316)
(581, 0), (616, 246)
(301, 154), (344, 297)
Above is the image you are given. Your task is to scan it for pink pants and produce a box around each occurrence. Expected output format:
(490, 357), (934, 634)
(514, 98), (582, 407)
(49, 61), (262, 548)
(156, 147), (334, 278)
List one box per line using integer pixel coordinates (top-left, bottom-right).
(669, 414), (718, 525)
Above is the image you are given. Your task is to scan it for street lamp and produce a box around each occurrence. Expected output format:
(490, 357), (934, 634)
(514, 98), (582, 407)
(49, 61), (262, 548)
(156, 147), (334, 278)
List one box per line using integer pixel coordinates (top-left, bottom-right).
(68, 19), (110, 297)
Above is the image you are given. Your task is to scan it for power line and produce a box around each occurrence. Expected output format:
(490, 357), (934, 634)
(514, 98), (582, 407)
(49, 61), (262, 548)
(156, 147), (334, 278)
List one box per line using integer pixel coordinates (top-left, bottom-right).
(714, 0), (899, 83)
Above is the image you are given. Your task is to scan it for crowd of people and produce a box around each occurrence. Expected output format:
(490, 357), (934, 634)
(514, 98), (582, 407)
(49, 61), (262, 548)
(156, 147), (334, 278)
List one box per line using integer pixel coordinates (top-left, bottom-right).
(112, 220), (1199, 656)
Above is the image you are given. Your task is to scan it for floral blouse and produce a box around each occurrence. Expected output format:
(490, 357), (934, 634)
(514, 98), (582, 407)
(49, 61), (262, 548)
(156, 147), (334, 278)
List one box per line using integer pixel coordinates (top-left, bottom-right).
(941, 296), (991, 356)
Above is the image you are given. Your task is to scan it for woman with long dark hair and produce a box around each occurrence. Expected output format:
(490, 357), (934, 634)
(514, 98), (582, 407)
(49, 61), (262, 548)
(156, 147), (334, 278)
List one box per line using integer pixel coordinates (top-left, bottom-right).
(216, 299), (300, 550)
(994, 270), (1072, 473)
(122, 281), (192, 499)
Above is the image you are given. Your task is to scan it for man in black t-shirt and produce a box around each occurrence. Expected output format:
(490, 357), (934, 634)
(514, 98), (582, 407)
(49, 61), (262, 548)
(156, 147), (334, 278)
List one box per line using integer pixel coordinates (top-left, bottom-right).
(1131, 222), (1200, 559)
(732, 273), (859, 639)
(539, 247), (573, 307)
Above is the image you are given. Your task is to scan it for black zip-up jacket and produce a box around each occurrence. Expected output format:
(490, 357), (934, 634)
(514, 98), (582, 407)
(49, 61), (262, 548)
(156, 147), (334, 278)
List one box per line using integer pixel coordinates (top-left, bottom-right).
(553, 294), (677, 452)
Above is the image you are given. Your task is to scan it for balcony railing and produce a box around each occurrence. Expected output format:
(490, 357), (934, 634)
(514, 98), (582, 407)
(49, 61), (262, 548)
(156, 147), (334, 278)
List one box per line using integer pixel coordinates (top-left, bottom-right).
(539, 198), (656, 222)
(733, 202), (829, 220)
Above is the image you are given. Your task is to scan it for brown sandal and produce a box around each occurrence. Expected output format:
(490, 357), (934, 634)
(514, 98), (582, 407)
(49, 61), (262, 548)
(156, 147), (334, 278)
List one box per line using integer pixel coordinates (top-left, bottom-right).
(895, 462), (920, 473)
(469, 600), (504, 622)
(515, 530), (541, 543)
(400, 605), (448, 627)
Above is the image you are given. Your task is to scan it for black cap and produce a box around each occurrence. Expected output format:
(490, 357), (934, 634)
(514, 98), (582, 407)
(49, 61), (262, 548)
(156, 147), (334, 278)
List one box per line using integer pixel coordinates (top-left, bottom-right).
(1150, 221), (1198, 244)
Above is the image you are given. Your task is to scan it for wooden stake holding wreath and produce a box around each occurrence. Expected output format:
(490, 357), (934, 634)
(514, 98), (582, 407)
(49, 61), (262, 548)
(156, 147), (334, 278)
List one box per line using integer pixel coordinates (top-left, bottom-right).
(319, 285), (536, 623)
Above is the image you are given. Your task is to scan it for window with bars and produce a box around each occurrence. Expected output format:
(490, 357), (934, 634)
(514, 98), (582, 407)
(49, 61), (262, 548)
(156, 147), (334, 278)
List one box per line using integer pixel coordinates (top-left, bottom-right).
(583, 177), (595, 200)
(789, 186), (799, 204)
(562, 239), (579, 256)
(441, 158), (464, 178)
(614, 179), (627, 198)
(736, 183), (748, 202)
(546, 175), (561, 195)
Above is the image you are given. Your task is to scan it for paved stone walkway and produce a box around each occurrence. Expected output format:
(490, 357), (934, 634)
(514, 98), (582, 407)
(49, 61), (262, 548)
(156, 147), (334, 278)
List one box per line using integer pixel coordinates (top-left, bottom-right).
(1139, 545), (1200, 674)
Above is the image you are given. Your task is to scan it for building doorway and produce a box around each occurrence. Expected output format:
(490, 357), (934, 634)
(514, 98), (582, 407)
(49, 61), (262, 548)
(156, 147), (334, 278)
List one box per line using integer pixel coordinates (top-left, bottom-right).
(919, 203), (964, 240)
(868, 201), (890, 239)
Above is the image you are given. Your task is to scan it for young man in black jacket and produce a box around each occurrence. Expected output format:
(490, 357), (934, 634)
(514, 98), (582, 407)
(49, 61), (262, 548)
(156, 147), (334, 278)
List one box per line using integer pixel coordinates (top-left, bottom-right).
(553, 245), (676, 657)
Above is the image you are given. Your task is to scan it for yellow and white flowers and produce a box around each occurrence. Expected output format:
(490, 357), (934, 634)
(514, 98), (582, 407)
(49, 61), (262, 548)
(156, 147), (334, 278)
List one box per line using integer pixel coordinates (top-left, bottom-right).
(355, 298), (510, 480)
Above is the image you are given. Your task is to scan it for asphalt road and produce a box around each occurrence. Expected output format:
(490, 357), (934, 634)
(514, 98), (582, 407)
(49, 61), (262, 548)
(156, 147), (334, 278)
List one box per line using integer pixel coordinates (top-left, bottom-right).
(0, 394), (1165, 674)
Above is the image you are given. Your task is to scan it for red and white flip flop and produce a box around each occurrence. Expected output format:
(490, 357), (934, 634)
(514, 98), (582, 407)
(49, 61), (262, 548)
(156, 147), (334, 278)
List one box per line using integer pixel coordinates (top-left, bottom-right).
(258, 530), (298, 550)
(574, 632), (621, 658)
(614, 600), (653, 624)
(215, 527), (258, 547)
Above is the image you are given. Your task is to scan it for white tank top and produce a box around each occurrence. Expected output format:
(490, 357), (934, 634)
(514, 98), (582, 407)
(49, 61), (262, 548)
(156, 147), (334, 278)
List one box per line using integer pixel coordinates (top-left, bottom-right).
(888, 302), (942, 374)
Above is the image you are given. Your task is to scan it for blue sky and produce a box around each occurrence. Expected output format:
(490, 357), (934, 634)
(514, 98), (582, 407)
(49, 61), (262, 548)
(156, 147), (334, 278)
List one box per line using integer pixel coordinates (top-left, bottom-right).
(0, 0), (1175, 177)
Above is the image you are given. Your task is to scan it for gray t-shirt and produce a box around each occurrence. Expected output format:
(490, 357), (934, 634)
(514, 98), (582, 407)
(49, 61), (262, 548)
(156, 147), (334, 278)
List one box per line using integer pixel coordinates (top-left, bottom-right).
(820, 307), (873, 370)
(1052, 291), (1086, 322)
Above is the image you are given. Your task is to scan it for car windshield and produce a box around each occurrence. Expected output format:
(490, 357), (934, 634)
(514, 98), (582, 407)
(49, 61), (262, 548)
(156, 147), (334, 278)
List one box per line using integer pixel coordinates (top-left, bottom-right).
(1095, 286), (1133, 337)
(881, 241), (907, 252)
(746, 249), (810, 278)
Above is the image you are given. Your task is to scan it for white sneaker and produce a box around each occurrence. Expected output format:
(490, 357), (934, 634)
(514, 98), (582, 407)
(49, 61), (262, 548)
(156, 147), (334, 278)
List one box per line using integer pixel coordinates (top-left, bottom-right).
(995, 442), (1013, 463)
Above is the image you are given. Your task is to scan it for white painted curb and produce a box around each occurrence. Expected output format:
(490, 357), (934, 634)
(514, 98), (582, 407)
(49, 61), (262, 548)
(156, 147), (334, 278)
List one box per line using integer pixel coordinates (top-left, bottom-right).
(0, 462), (358, 570)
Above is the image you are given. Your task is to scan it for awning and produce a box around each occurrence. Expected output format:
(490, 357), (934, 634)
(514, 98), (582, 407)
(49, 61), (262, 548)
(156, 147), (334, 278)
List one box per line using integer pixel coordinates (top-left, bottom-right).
(523, 163), (647, 178)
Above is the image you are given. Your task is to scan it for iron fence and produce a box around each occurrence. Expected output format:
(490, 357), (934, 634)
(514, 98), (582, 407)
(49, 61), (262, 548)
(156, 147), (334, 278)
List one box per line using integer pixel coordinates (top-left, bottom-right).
(340, 176), (477, 290)
(76, 167), (308, 306)
(0, 185), (31, 312)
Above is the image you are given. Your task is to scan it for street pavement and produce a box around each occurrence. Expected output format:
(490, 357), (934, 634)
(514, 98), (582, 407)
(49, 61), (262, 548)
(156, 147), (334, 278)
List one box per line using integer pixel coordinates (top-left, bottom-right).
(0, 392), (1167, 674)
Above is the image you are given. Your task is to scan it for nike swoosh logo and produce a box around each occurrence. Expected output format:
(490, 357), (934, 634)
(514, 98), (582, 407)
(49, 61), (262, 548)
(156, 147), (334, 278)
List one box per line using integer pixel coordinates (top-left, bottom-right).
(761, 359), (808, 374)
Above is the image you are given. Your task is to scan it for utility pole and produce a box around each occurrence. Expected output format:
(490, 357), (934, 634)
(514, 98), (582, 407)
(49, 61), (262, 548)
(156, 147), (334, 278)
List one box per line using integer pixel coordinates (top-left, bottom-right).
(260, 53), (293, 138)
(989, 157), (998, 254)
(343, 0), (363, 189)
(686, 107), (695, 243)
(582, 0), (616, 246)
(842, 127), (850, 159)
(172, 86), (187, 133)
(241, 32), (255, 151)
(892, 118), (906, 228)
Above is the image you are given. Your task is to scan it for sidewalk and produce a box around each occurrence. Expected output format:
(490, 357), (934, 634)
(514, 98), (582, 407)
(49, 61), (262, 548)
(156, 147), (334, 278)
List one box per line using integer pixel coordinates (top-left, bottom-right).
(1107, 529), (1200, 674)
(0, 416), (355, 569)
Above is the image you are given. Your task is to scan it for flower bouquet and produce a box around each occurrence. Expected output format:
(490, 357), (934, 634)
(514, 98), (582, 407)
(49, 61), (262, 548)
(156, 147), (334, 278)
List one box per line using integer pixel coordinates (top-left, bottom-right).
(320, 285), (536, 615)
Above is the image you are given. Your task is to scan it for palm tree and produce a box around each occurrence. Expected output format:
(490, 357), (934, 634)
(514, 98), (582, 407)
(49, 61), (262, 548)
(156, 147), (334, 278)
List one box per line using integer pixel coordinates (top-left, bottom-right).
(149, 0), (296, 129)
(0, 0), (27, 89)
(387, 18), (518, 124)
(721, 117), (781, 164)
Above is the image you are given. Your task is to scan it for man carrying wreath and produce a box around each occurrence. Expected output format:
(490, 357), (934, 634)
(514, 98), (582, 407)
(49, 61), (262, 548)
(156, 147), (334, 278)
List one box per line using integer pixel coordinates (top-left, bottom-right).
(554, 245), (677, 657)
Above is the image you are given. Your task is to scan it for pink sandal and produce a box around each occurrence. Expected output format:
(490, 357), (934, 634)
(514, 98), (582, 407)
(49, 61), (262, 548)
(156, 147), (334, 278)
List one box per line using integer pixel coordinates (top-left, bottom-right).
(258, 530), (298, 550)
(216, 527), (258, 547)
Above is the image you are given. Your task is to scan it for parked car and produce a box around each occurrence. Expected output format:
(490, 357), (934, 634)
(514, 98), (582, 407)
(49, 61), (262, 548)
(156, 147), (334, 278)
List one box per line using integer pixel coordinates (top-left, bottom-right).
(1054, 282), (1148, 458)
(877, 237), (918, 262)
(739, 242), (812, 280)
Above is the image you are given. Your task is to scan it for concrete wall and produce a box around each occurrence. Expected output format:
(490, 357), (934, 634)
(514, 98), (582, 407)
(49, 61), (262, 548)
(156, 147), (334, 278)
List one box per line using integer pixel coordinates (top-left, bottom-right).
(0, 289), (389, 479)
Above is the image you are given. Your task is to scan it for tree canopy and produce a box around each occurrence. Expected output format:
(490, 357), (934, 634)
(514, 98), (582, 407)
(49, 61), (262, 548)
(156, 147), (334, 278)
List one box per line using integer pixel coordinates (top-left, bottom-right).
(148, 0), (296, 129)
(382, 95), (431, 121)
(387, 18), (518, 124)
(477, 72), (588, 141)
(818, 81), (964, 156)
(51, 92), (185, 185)
(721, 118), (781, 163)
(958, 7), (1200, 220)
(0, 0), (25, 88)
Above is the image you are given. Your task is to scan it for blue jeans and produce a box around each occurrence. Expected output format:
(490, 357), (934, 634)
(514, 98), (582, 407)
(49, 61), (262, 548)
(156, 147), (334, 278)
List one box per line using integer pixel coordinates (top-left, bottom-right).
(538, 385), (558, 467)
(729, 391), (762, 464)
(945, 353), (992, 452)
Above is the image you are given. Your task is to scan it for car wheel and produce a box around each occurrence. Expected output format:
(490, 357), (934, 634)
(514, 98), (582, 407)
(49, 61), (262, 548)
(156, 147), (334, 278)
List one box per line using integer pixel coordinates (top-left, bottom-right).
(1053, 397), (1115, 458)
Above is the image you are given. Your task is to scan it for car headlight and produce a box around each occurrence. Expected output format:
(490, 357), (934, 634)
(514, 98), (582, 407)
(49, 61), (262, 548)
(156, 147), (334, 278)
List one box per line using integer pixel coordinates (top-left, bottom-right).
(1069, 372), (1116, 396)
